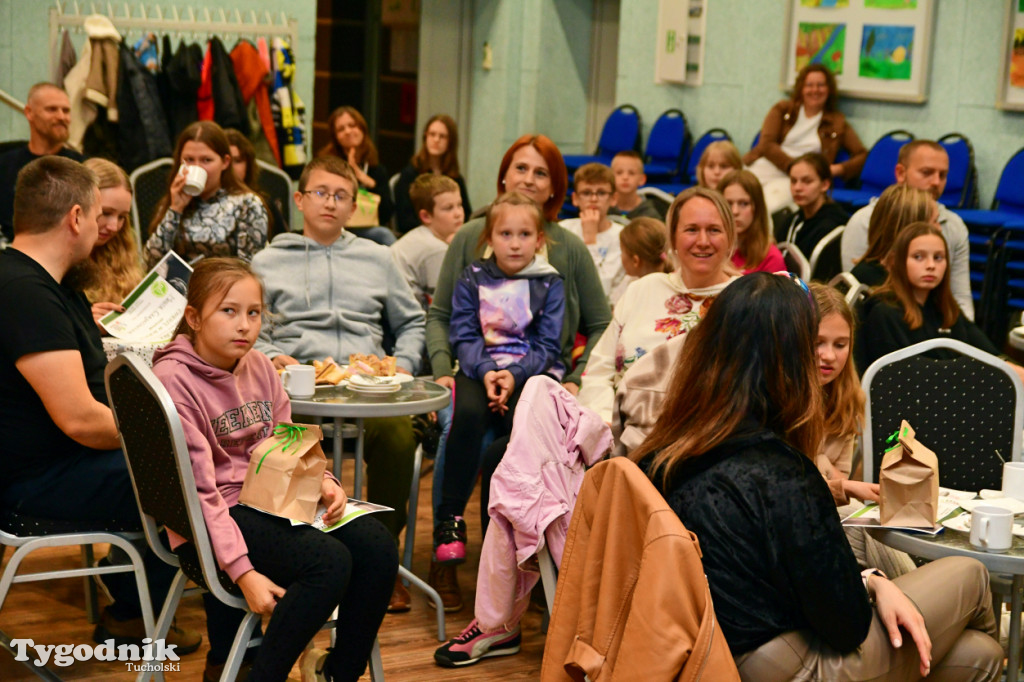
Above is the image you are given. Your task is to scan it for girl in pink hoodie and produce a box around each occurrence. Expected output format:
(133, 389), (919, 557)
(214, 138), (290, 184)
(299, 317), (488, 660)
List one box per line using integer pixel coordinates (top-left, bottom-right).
(152, 258), (395, 682)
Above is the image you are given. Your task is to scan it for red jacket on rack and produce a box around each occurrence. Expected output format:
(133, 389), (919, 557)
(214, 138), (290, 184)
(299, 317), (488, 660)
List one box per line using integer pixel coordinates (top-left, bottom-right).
(231, 40), (281, 166)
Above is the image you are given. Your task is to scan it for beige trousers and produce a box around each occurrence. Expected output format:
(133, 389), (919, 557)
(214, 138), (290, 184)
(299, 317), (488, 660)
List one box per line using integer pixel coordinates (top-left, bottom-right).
(735, 557), (1003, 682)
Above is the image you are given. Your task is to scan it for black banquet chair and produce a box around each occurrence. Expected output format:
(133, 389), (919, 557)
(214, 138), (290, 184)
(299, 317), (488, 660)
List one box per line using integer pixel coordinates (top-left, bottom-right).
(861, 338), (1024, 490)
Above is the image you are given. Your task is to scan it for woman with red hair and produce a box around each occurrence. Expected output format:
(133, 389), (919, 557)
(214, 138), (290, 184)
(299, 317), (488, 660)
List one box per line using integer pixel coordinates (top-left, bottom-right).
(423, 134), (609, 608)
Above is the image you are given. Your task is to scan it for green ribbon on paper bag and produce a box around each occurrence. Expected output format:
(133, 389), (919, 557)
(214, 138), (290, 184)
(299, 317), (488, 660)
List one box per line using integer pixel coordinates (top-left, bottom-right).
(255, 424), (307, 473)
(883, 425), (909, 453)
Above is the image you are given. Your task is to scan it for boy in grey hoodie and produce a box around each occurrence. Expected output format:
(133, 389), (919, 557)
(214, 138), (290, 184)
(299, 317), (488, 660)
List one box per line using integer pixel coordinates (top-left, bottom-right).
(252, 155), (425, 611)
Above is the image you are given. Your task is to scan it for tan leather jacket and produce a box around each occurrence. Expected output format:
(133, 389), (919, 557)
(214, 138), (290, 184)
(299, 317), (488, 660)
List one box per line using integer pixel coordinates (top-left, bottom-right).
(742, 100), (867, 180)
(542, 458), (740, 682)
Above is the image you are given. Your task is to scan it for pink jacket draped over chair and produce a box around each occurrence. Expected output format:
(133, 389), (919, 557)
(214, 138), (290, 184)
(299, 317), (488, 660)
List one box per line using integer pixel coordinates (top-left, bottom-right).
(475, 375), (612, 631)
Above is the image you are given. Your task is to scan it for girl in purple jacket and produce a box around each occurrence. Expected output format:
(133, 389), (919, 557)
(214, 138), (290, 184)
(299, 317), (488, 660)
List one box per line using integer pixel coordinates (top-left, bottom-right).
(152, 258), (395, 682)
(434, 193), (566, 568)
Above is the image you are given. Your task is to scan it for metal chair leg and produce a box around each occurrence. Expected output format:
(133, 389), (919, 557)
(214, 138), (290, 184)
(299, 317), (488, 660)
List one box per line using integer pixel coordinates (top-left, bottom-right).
(82, 544), (99, 623)
(398, 565), (446, 641)
(401, 445), (423, 583)
(368, 637), (385, 681)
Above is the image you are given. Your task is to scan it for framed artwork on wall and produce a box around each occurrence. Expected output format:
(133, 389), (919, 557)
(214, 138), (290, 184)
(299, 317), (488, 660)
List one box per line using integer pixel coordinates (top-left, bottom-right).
(997, 0), (1024, 111)
(781, 0), (935, 103)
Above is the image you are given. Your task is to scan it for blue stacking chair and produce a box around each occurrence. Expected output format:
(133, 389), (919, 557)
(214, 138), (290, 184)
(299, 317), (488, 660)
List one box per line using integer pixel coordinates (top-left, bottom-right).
(563, 104), (642, 173)
(831, 130), (914, 210)
(650, 127), (732, 195)
(642, 109), (690, 181)
(977, 222), (1024, 344)
(954, 146), (1024, 232)
(937, 133), (977, 210)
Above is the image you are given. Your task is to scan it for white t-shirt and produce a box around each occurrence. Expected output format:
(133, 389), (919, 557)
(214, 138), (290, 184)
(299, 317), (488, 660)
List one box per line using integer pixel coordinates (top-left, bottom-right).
(559, 218), (625, 303)
(748, 106), (823, 184)
(390, 225), (449, 310)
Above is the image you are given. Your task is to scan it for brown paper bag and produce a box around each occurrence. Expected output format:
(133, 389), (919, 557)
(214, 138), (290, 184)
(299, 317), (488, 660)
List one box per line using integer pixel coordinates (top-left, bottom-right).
(346, 187), (381, 227)
(239, 422), (327, 523)
(879, 420), (939, 528)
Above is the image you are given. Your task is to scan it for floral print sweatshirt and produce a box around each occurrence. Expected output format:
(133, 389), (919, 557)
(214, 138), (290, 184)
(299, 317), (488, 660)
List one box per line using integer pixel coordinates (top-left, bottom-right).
(145, 188), (268, 267)
(578, 271), (738, 423)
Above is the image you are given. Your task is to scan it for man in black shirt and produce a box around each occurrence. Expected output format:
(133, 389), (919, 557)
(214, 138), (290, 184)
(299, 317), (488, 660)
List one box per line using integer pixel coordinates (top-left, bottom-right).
(0, 156), (199, 653)
(0, 83), (84, 242)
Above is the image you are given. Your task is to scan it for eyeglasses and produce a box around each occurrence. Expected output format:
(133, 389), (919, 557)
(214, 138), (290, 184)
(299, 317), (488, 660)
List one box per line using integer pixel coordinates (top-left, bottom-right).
(576, 190), (612, 200)
(303, 190), (352, 204)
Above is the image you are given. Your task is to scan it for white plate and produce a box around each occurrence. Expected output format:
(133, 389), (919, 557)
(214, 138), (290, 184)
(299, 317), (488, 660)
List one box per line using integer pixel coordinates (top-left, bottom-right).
(346, 383), (401, 395)
(938, 487), (979, 502)
(943, 512), (1024, 538)
(348, 374), (412, 387)
(958, 497), (1024, 515)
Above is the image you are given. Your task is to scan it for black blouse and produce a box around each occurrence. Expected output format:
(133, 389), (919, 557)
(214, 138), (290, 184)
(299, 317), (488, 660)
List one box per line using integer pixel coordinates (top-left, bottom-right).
(641, 429), (871, 656)
(856, 294), (998, 372)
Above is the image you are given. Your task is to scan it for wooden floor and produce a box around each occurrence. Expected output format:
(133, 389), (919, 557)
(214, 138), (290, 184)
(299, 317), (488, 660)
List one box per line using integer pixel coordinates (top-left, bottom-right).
(0, 460), (545, 680)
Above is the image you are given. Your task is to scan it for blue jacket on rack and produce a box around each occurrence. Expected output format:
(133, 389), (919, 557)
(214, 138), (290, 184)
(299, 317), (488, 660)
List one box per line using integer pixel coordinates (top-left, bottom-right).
(449, 257), (566, 386)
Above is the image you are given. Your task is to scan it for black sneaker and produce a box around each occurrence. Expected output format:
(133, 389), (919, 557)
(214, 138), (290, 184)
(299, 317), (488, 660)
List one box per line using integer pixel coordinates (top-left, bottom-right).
(433, 516), (467, 564)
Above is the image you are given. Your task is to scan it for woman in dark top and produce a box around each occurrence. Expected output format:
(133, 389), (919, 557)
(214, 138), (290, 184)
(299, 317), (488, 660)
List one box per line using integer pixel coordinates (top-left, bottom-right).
(319, 106), (394, 233)
(394, 114), (472, 235)
(779, 152), (849, 258)
(630, 273), (1001, 680)
(850, 184), (935, 287)
(857, 222), (1024, 386)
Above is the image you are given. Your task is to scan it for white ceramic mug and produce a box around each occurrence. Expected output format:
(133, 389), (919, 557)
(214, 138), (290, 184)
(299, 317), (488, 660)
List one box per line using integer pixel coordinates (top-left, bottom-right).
(1003, 461), (1024, 501)
(282, 365), (315, 399)
(969, 505), (1014, 553)
(180, 164), (208, 196)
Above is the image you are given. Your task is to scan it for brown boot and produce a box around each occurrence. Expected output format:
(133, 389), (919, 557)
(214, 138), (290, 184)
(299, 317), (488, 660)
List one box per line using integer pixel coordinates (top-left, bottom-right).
(93, 608), (202, 655)
(428, 560), (463, 613)
(387, 576), (411, 613)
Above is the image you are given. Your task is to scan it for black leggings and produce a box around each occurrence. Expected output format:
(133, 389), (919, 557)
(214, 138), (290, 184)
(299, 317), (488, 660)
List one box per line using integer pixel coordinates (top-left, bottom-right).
(203, 506), (397, 682)
(437, 372), (523, 521)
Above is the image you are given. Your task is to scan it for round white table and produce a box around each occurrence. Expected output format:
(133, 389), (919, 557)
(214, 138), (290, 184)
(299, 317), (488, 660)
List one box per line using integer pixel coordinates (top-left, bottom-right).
(290, 379), (451, 641)
(289, 379), (450, 495)
(867, 527), (1024, 681)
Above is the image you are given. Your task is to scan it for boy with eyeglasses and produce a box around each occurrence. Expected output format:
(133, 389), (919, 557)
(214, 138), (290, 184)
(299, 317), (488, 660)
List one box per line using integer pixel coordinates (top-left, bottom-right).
(252, 155), (424, 612)
(559, 162), (625, 302)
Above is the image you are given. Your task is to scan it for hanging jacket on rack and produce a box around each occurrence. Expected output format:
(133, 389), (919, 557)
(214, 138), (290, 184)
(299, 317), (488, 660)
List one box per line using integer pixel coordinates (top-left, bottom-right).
(84, 19), (122, 123)
(64, 14), (121, 152)
(209, 36), (250, 136)
(271, 37), (306, 179)
(117, 42), (172, 172)
(133, 33), (159, 73)
(197, 41), (214, 122)
(52, 29), (77, 88)
(164, 39), (202, 139)
(231, 39), (280, 166)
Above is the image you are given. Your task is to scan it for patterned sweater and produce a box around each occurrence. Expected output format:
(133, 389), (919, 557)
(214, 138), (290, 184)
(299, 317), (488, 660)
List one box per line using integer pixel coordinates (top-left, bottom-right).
(145, 188), (268, 266)
(579, 271), (737, 423)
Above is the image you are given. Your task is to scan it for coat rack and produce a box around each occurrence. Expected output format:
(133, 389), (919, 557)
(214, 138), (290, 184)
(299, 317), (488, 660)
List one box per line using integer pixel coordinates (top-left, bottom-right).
(48, 1), (299, 72)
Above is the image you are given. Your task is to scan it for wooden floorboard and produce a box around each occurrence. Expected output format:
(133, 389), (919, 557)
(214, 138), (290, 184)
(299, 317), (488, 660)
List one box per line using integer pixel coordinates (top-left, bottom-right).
(0, 460), (545, 680)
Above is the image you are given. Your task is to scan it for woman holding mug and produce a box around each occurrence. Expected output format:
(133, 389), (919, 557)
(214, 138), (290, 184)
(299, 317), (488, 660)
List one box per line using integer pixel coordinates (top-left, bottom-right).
(146, 121), (269, 266)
